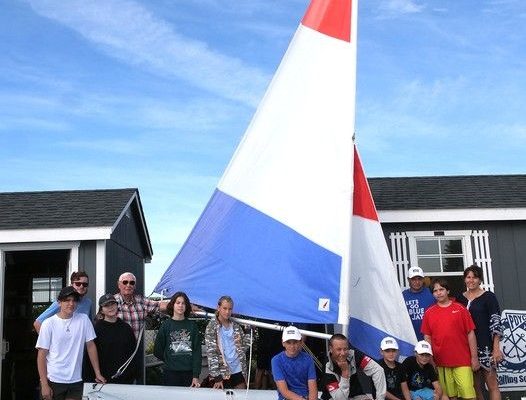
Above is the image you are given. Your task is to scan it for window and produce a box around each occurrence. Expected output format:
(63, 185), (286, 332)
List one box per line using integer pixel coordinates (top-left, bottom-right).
(32, 276), (63, 319)
(32, 276), (63, 303)
(407, 230), (473, 296)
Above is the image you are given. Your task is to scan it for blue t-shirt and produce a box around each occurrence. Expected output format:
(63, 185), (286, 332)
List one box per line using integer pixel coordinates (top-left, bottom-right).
(36, 296), (92, 323)
(271, 351), (316, 400)
(220, 324), (241, 374)
(402, 288), (435, 340)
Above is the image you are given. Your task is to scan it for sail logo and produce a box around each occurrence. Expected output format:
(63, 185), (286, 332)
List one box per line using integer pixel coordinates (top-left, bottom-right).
(319, 298), (330, 312)
(497, 309), (526, 390)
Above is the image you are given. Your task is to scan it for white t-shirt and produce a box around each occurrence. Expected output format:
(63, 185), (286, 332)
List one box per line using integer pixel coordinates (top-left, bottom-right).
(36, 313), (96, 383)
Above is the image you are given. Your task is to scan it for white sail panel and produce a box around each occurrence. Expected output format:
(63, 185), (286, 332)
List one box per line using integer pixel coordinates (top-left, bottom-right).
(348, 148), (417, 357)
(218, 24), (355, 256)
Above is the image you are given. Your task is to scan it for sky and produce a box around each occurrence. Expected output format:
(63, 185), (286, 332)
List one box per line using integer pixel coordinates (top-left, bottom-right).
(1, 0), (525, 294)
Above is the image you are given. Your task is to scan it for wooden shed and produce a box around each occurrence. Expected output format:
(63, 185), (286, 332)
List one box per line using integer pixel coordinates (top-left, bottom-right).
(0, 188), (152, 399)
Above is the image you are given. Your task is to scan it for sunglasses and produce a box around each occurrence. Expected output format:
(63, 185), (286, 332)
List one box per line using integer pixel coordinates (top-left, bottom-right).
(121, 280), (135, 286)
(73, 282), (89, 288)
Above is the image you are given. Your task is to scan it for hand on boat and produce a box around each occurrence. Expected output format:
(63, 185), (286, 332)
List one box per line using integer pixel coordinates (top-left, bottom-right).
(190, 378), (201, 387)
(213, 380), (224, 389)
(95, 372), (107, 384)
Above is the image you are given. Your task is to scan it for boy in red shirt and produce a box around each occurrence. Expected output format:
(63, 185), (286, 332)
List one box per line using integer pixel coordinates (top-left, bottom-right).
(422, 278), (479, 400)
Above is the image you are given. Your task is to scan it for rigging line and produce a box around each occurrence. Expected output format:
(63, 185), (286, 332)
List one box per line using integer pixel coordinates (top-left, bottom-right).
(301, 342), (324, 372)
(244, 327), (254, 400)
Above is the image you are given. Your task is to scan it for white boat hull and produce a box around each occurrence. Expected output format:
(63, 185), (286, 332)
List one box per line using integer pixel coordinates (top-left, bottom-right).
(83, 383), (278, 400)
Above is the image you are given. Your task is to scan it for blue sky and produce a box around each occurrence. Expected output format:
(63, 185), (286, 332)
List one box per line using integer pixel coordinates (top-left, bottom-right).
(1, 0), (525, 294)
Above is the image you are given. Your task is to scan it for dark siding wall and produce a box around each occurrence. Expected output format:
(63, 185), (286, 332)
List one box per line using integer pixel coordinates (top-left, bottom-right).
(106, 205), (147, 295)
(78, 240), (97, 316)
(381, 220), (526, 311)
(105, 240), (145, 294)
(111, 204), (146, 259)
(489, 222), (526, 309)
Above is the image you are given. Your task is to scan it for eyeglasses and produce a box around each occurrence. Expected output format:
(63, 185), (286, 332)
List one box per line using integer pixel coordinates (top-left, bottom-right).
(73, 282), (89, 288)
(121, 280), (135, 286)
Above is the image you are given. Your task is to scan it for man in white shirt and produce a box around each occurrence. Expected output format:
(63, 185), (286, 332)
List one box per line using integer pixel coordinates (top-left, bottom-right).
(36, 286), (106, 400)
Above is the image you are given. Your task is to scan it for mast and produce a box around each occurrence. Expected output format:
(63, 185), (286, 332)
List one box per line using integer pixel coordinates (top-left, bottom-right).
(338, 0), (359, 334)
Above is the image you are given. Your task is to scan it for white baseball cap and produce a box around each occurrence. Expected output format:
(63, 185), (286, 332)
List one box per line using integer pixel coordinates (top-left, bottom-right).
(408, 266), (425, 279)
(415, 340), (433, 355)
(380, 336), (399, 350)
(282, 326), (302, 342)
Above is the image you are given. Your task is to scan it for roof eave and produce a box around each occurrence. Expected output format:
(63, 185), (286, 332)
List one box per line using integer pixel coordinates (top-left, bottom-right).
(378, 208), (526, 223)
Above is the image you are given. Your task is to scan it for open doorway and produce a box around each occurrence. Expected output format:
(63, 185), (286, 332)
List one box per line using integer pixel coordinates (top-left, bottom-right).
(2, 249), (69, 400)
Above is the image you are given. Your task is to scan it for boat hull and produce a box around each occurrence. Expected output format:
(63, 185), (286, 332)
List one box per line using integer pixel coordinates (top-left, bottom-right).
(83, 383), (278, 399)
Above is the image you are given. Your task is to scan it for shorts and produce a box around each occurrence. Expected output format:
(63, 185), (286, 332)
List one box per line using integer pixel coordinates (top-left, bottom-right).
(410, 387), (435, 400)
(437, 366), (475, 399)
(223, 372), (246, 388)
(44, 380), (83, 400)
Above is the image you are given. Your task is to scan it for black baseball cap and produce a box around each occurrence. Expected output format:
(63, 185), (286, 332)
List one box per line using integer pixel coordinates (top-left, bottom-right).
(98, 293), (118, 307)
(57, 286), (81, 301)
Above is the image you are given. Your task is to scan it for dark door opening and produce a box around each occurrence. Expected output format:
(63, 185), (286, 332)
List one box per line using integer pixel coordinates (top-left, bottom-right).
(2, 249), (69, 400)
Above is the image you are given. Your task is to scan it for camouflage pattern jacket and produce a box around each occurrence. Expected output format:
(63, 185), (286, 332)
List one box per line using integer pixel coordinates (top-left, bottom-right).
(204, 317), (251, 382)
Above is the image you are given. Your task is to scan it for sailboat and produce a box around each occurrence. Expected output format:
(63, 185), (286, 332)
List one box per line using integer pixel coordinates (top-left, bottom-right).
(85, 0), (416, 398)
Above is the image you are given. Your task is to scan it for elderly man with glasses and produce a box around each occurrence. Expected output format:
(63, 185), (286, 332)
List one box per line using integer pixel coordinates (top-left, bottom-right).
(114, 272), (168, 340)
(113, 271), (168, 383)
(33, 271), (92, 333)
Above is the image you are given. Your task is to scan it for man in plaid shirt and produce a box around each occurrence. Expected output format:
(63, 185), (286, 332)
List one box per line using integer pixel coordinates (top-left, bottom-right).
(114, 271), (168, 383)
(114, 272), (168, 339)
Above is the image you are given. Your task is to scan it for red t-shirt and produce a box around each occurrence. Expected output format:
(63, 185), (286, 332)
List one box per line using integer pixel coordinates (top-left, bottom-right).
(421, 301), (475, 367)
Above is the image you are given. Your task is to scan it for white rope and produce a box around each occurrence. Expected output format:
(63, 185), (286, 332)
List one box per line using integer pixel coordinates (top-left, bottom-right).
(244, 327), (254, 400)
(112, 325), (144, 380)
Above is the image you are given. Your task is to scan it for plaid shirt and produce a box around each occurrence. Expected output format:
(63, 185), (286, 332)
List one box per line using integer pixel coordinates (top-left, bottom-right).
(114, 293), (159, 339)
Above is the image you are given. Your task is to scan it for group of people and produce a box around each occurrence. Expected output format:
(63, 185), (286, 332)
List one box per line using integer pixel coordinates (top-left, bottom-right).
(34, 263), (503, 400)
(34, 271), (168, 400)
(400, 265), (503, 400)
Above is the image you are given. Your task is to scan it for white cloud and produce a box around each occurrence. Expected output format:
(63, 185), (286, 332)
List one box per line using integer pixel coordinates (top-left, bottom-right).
(27, 0), (270, 107)
(377, 0), (425, 17)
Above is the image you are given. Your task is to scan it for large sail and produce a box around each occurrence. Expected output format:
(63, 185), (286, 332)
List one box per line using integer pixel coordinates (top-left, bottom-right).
(349, 148), (417, 357)
(155, 0), (357, 324)
(155, 0), (416, 356)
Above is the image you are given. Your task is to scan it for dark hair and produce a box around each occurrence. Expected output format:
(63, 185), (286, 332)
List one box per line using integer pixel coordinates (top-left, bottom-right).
(215, 295), (234, 318)
(70, 271), (88, 283)
(329, 333), (349, 347)
(166, 292), (191, 318)
(69, 271), (89, 283)
(217, 295), (233, 306)
(463, 264), (483, 281)
(431, 277), (450, 292)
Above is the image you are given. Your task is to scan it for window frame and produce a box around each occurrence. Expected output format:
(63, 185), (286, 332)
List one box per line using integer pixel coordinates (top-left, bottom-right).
(406, 230), (474, 276)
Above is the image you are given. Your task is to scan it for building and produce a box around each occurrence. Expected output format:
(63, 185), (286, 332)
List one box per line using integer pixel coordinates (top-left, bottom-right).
(371, 174), (526, 395)
(0, 188), (152, 399)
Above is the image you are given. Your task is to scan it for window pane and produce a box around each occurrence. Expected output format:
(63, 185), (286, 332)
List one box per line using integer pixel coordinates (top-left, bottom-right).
(443, 256), (464, 272)
(416, 240), (439, 255)
(441, 239), (462, 255)
(427, 275), (465, 297)
(32, 276), (63, 303)
(33, 291), (50, 303)
(50, 278), (62, 290)
(418, 257), (442, 272)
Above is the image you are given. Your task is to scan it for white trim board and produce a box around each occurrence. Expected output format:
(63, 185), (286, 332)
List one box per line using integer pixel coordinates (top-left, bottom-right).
(379, 208), (526, 223)
(0, 227), (112, 244)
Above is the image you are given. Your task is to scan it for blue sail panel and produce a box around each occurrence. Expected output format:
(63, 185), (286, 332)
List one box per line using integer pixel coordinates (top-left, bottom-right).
(349, 317), (415, 359)
(155, 189), (342, 323)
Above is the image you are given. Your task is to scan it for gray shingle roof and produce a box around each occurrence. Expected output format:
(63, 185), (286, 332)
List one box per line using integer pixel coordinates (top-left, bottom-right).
(0, 188), (138, 230)
(369, 175), (526, 210)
